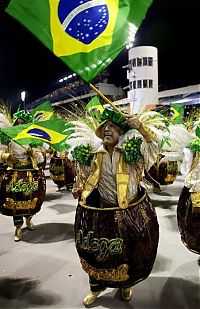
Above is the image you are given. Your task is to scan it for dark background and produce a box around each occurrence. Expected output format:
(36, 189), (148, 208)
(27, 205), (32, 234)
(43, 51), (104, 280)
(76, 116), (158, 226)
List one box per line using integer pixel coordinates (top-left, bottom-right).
(0, 0), (199, 110)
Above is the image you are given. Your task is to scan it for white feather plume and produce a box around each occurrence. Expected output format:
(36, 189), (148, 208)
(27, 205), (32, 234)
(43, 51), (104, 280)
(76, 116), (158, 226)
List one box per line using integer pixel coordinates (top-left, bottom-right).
(0, 113), (12, 129)
(66, 121), (102, 160)
(162, 125), (195, 153)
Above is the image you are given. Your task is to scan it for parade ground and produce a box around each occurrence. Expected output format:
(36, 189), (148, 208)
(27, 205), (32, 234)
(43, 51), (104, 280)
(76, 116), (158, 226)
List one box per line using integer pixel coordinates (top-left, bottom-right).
(0, 174), (199, 309)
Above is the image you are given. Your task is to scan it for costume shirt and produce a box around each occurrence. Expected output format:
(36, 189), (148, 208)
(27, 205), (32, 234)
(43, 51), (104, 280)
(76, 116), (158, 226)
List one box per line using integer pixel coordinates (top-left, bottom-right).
(96, 134), (159, 203)
(182, 148), (200, 192)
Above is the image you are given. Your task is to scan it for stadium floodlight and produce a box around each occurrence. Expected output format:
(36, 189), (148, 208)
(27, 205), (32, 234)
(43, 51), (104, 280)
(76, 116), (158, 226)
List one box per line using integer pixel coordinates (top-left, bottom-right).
(21, 91), (26, 102)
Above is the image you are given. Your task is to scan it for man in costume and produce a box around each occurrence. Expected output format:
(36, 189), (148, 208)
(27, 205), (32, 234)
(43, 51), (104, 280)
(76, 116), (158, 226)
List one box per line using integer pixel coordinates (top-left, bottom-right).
(49, 150), (75, 192)
(177, 121), (200, 254)
(71, 108), (161, 306)
(0, 110), (46, 241)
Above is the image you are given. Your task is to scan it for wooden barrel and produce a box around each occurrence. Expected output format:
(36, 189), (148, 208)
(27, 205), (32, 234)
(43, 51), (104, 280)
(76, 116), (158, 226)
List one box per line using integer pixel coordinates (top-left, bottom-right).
(74, 188), (159, 288)
(49, 157), (65, 189)
(177, 186), (200, 254)
(63, 158), (76, 190)
(158, 161), (178, 185)
(0, 168), (46, 217)
(49, 157), (75, 190)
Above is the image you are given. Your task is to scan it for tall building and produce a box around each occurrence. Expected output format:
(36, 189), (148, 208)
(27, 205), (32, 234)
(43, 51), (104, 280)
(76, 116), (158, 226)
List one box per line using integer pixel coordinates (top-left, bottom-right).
(127, 46), (158, 113)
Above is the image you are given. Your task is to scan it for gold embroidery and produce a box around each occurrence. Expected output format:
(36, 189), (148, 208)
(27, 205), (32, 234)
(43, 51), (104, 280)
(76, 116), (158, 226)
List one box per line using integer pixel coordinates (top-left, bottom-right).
(80, 258), (129, 281)
(50, 174), (65, 181)
(4, 197), (38, 210)
(164, 174), (176, 183)
(140, 206), (150, 223)
(191, 192), (200, 208)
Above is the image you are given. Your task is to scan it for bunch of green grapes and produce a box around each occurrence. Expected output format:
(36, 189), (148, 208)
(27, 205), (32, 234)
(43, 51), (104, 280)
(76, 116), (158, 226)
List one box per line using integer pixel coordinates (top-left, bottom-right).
(123, 137), (142, 163)
(188, 138), (200, 153)
(72, 144), (93, 166)
(0, 131), (11, 145)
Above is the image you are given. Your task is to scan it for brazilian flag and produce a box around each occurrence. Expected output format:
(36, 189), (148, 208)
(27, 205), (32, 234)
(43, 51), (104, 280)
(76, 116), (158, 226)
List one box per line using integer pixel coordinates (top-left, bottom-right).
(169, 104), (184, 124)
(6, 0), (153, 82)
(31, 101), (55, 122)
(86, 96), (104, 122)
(0, 118), (75, 152)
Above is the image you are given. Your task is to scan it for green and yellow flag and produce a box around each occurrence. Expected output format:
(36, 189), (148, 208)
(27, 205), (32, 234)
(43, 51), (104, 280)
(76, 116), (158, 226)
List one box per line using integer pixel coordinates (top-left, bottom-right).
(0, 118), (75, 152)
(6, 0), (153, 82)
(86, 96), (104, 122)
(169, 104), (184, 124)
(31, 101), (54, 122)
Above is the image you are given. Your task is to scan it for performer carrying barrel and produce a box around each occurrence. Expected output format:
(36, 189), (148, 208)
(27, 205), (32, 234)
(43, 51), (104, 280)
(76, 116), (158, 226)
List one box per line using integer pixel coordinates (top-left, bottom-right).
(177, 122), (200, 254)
(49, 150), (75, 192)
(71, 108), (162, 306)
(0, 111), (46, 242)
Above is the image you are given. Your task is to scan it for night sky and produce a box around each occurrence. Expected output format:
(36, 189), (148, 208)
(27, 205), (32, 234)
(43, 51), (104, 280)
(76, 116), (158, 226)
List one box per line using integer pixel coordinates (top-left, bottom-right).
(0, 0), (199, 110)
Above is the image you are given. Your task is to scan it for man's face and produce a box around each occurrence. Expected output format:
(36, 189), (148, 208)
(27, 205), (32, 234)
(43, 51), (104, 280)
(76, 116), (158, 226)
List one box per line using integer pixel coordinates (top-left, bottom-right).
(101, 121), (122, 146)
(14, 118), (25, 126)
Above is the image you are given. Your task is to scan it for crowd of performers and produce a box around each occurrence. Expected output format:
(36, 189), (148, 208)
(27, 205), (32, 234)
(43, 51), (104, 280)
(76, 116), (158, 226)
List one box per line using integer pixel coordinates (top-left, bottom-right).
(0, 104), (199, 306)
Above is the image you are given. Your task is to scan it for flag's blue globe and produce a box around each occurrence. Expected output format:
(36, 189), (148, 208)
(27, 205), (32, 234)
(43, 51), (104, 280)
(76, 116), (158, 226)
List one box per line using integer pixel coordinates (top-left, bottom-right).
(34, 112), (44, 121)
(27, 129), (51, 141)
(58, 0), (109, 44)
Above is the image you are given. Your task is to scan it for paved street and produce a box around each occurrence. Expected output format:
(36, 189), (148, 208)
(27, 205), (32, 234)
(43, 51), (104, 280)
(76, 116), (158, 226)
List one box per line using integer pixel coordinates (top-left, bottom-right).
(0, 174), (199, 309)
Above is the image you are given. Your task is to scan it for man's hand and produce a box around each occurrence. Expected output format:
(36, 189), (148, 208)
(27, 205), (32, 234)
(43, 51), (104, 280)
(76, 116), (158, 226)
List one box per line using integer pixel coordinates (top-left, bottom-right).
(125, 115), (142, 129)
(72, 187), (83, 199)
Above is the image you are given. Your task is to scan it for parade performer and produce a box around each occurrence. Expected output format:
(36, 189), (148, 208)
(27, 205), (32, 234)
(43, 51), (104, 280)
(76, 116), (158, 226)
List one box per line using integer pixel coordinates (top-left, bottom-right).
(177, 122), (200, 254)
(0, 110), (46, 242)
(69, 107), (164, 306)
(49, 150), (75, 191)
(147, 122), (194, 188)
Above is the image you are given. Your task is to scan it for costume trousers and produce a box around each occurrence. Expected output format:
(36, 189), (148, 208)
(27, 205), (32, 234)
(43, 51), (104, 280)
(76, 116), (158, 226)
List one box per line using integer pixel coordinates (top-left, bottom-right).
(13, 215), (32, 226)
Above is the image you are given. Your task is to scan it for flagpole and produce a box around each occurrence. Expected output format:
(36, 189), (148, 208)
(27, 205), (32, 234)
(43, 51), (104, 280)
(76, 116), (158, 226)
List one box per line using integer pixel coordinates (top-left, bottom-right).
(89, 83), (126, 117)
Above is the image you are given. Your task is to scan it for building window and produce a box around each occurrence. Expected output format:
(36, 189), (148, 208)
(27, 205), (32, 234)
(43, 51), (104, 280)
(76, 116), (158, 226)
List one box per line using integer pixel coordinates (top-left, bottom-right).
(132, 81), (136, 89)
(143, 80), (148, 88)
(137, 57), (142, 66)
(148, 57), (153, 66)
(143, 57), (148, 66)
(132, 58), (136, 67)
(137, 80), (142, 88)
(149, 79), (153, 88)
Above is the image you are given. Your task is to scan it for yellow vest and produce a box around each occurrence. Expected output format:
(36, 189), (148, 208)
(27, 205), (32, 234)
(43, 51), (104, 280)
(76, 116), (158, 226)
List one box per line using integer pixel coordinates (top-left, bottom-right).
(80, 152), (132, 209)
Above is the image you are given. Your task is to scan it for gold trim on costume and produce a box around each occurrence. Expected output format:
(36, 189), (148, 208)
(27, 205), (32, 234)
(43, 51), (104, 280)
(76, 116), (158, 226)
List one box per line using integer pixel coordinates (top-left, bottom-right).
(80, 258), (129, 281)
(4, 197), (38, 210)
(116, 153), (129, 209)
(1, 153), (10, 161)
(164, 174), (176, 183)
(50, 173), (65, 181)
(191, 192), (200, 208)
(139, 124), (157, 143)
(140, 206), (150, 223)
(81, 152), (103, 203)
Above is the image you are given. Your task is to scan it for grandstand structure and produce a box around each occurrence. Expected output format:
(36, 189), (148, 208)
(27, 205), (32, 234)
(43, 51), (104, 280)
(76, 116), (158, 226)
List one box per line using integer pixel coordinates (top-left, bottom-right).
(26, 69), (126, 112)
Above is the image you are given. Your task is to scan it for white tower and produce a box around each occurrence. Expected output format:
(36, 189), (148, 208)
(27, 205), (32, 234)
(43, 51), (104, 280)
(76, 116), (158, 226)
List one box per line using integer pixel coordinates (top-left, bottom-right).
(127, 46), (158, 114)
